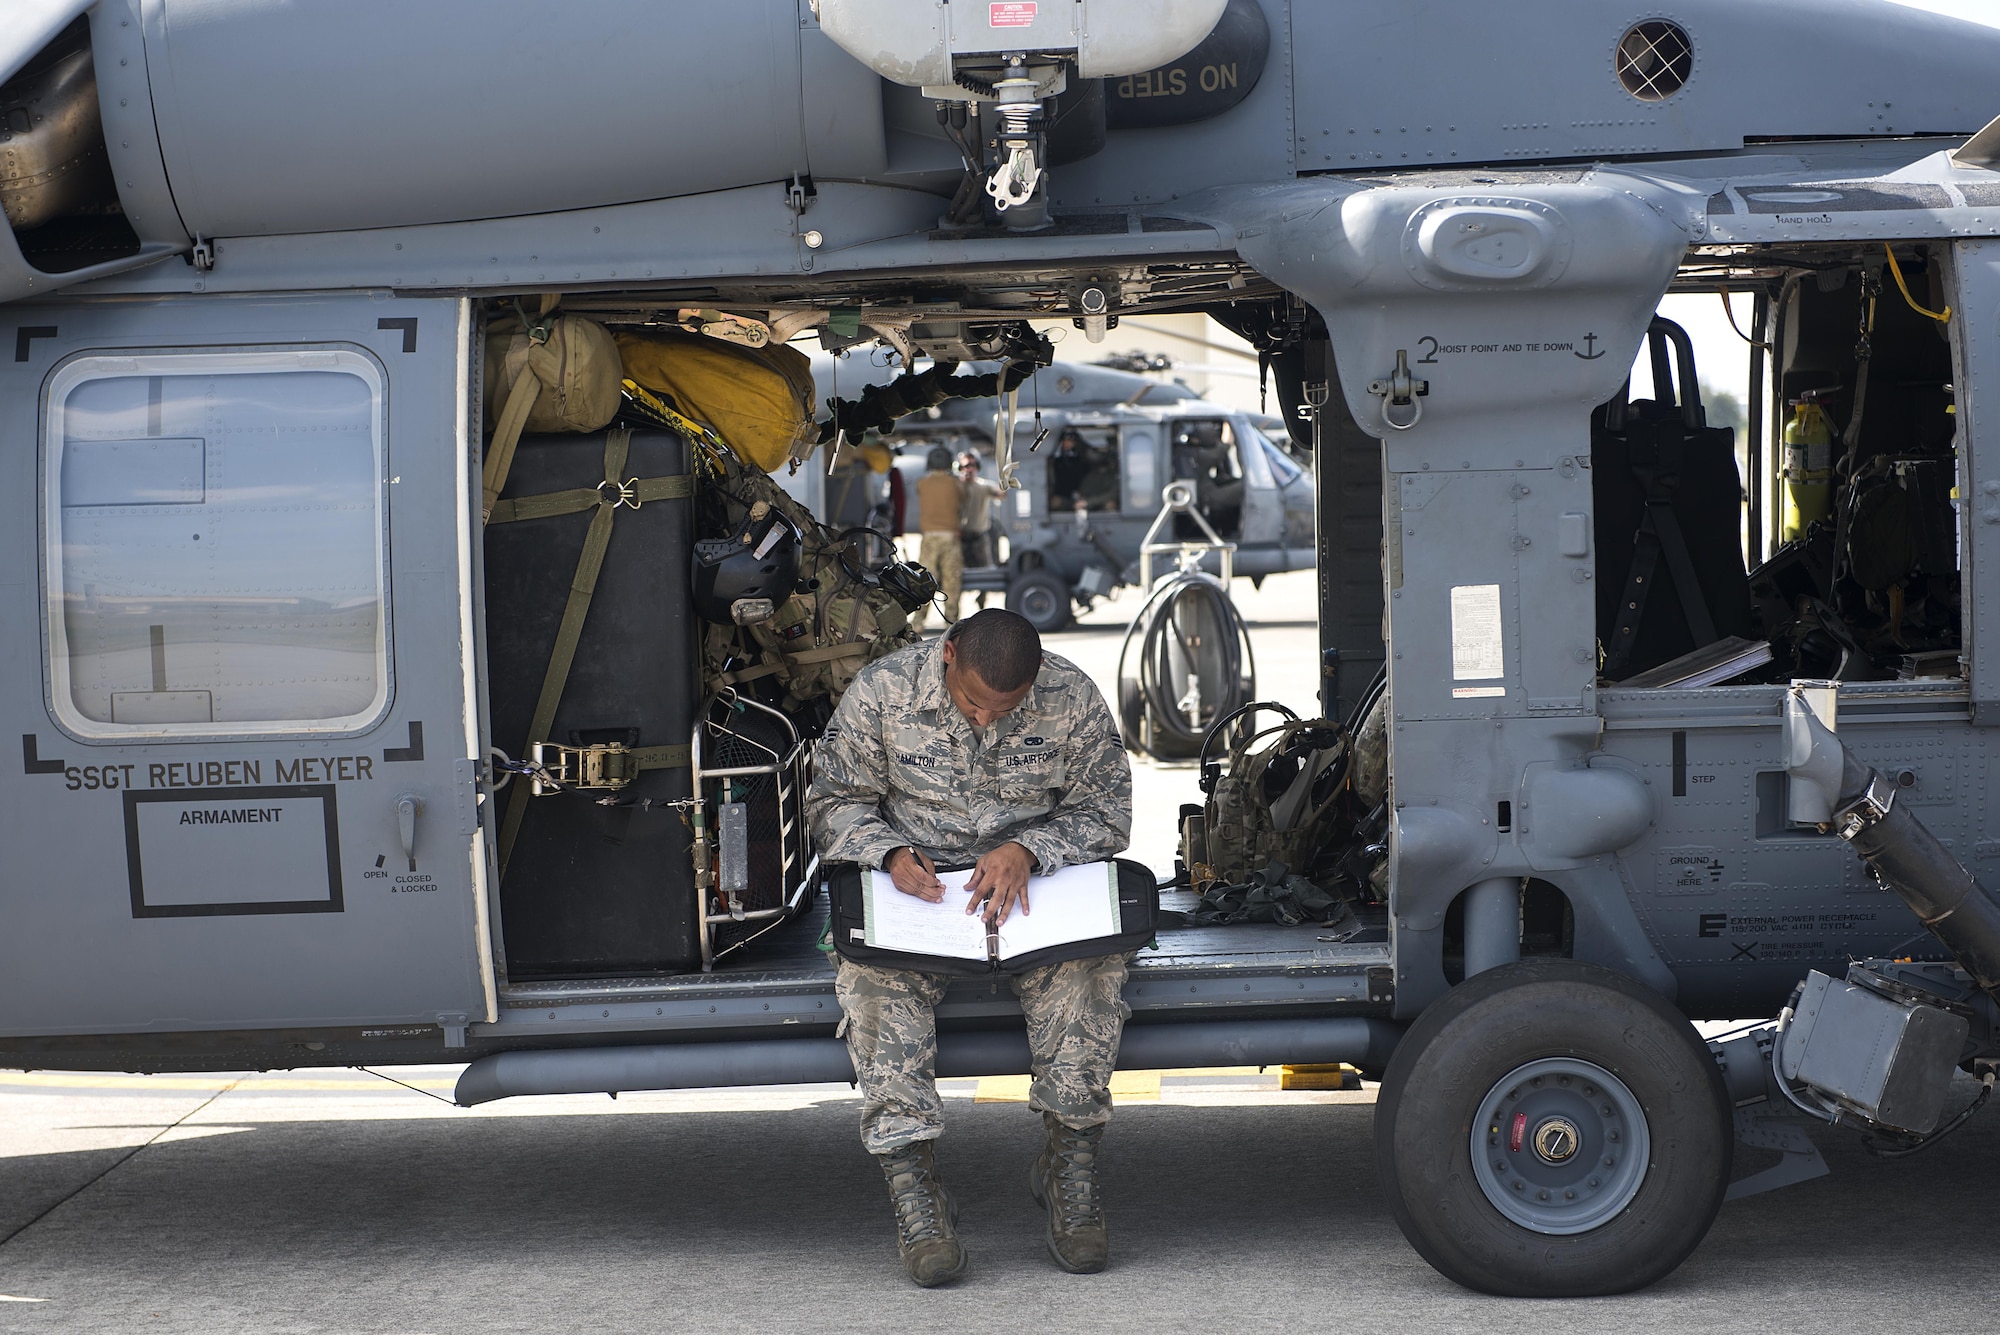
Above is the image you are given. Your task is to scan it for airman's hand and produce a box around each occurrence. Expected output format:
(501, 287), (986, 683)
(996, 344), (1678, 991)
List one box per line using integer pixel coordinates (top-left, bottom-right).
(886, 846), (945, 902)
(965, 841), (1036, 926)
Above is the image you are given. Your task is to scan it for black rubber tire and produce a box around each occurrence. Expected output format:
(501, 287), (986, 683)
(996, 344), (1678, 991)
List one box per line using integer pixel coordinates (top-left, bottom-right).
(1116, 672), (1144, 754)
(1007, 570), (1073, 633)
(1374, 959), (1731, 1297)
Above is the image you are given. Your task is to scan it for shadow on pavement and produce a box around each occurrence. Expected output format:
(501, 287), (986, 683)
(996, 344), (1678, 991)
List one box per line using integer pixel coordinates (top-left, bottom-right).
(0, 1092), (1997, 1333)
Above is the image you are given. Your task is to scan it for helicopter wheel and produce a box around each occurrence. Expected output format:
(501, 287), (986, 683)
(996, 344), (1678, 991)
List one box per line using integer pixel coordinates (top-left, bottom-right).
(1374, 959), (1732, 1296)
(1007, 569), (1073, 633)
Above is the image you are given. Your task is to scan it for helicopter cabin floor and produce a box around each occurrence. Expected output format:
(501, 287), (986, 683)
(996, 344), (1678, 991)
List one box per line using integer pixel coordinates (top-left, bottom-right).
(488, 887), (1393, 1040)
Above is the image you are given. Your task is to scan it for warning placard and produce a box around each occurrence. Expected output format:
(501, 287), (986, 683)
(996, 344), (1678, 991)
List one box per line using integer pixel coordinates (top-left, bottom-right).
(990, 2), (1037, 27)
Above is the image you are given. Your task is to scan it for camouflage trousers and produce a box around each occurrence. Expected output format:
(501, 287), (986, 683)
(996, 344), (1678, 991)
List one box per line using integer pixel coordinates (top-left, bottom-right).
(913, 531), (962, 628)
(834, 954), (1131, 1155)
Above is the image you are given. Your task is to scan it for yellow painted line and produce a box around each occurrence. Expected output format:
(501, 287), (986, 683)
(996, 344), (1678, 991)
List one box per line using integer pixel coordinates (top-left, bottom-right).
(973, 1072), (1164, 1103)
(6, 1066), (1289, 1098)
(0, 1072), (456, 1092)
(1111, 1072), (1163, 1101)
(971, 1075), (1031, 1103)
(0, 1074), (240, 1091)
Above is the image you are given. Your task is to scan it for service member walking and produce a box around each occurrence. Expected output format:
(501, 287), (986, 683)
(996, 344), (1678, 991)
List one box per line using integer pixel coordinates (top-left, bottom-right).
(958, 450), (1006, 571)
(807, 609), (1134, 1286)
(912, 446), (965, 629)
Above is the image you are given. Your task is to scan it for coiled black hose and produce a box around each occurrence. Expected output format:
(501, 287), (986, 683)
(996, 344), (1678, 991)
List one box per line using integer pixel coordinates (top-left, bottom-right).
(1115, 569), (1256, 761)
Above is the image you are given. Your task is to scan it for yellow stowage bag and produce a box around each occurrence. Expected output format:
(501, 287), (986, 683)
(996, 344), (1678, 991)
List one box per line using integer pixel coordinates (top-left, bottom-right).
(617, 329), (816, 473)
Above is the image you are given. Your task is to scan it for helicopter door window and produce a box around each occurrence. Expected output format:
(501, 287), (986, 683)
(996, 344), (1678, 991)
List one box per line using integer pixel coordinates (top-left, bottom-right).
(1121, 427), (1157, 511)
(43, 350), (390, 738)
(1235, 421), (1280, 490)
(1047, 426), (1121, 514)
(1258, 427), (1303, 487)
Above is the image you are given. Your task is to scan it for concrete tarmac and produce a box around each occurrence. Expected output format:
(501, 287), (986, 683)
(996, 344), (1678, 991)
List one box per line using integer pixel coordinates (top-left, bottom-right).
(2, 1068), (1997, 1333)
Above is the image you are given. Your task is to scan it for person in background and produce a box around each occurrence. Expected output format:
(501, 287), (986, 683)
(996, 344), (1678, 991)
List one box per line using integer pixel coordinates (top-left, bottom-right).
(1048, 428), (1089, 513)
(958, 450), (1006, 609)
(913, 446), (964, 629)
(886, 447), (907, 541)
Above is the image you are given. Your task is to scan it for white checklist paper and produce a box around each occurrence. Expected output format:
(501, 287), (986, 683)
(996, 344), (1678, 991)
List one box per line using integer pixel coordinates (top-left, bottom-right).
(864, 861), (1121, 962)
(863, 868), (987, 960)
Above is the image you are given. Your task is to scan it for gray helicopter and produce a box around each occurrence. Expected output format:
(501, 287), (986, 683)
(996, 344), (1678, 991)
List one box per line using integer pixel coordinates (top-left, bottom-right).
(5, 0), (2000, 1298)
(825, 355), (1315, 629)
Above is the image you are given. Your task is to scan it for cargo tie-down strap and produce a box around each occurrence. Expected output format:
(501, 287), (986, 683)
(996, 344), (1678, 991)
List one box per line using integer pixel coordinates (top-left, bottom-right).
(480, 294), (560, 525)
(487, 426), (694, 879)
(711, 638), (876, 689)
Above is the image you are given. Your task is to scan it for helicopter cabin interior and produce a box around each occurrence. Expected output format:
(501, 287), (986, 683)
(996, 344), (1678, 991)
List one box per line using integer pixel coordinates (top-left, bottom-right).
(469, 303), (1385, 1020)
(470, 234), (1973, 1024)
(1599, 243), (1962, 692)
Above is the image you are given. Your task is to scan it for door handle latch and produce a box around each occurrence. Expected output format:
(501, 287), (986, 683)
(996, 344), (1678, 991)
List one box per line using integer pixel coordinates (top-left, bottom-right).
(396, 794), (423, 871)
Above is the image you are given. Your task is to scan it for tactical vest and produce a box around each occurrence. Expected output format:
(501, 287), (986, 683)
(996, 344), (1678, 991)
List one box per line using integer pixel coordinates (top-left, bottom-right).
(699, 451), (934, 723)
(1190, 705), (1352, 893)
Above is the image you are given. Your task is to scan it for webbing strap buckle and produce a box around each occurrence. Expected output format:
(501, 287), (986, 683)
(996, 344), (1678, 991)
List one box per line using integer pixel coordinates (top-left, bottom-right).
(597, 477), (642, 510)
(529, 741), (638, 794)
(514, 297), (556, 347)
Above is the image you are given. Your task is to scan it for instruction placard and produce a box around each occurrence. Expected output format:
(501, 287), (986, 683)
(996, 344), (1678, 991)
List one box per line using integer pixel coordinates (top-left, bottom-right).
(1450, 583), (1505, 681)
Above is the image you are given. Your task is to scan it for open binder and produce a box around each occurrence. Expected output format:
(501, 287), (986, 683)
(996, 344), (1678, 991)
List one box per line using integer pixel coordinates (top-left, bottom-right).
(827, 858), (1159, 976)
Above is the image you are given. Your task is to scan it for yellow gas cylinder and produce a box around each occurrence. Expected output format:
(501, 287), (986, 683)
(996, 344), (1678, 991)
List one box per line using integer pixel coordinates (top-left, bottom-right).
(1780, 398), (1834, 541)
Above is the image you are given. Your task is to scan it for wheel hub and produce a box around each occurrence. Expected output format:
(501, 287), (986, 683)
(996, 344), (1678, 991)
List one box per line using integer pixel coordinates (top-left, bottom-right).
(1533, 1116), (1581, 1164)
(1469, 1056), (1651, 1235)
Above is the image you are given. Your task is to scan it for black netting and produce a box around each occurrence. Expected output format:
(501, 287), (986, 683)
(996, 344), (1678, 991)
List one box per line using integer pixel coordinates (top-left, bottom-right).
(704, 703), (807, 951)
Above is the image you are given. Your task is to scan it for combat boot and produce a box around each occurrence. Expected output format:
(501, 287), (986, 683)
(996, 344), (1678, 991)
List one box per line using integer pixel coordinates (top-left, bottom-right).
(876, 1140), (967, 1287)
(1029, 1113), (1109, 1273)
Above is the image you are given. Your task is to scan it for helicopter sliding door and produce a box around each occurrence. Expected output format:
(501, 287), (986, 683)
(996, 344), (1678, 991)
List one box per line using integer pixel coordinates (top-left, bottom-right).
(0, 294), (493, 1042)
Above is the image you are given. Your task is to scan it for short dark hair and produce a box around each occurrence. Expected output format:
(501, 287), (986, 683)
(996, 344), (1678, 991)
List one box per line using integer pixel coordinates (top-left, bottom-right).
(952, 609), (1042, 692)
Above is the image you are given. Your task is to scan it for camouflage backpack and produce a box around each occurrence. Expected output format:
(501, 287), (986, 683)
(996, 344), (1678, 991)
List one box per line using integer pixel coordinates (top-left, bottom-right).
(1185, 702), (1352, 894)
(698, 452), (934, 724)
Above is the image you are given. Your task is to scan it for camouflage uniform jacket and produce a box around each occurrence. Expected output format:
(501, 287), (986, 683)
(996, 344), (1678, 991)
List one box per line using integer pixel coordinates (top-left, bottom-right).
(807, 634), (1132, 873)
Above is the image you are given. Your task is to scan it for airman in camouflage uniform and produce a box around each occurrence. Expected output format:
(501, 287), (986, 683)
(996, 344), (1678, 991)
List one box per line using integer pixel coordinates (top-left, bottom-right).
(808, 609), (1133, 1284)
